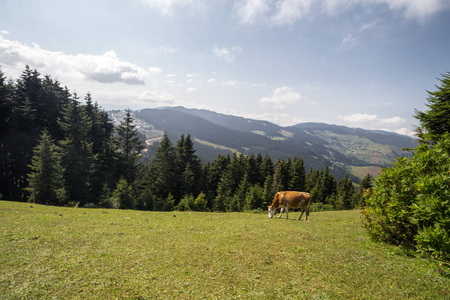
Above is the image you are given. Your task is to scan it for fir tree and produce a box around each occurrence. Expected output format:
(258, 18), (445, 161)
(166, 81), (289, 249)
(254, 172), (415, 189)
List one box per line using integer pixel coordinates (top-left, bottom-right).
(58, 97), (93, 205)
(415, 72), (450, 142)
(26, 129), (64, 205)
(289, 157), (305, 191)
(116, 109), (145, 185)
(111, 177), (136, 209)
(337, 174), (355, 210)
(153, 133), (177, 203)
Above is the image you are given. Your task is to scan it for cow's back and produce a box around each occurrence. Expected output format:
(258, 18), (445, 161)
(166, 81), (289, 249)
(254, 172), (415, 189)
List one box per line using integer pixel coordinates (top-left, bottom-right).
(281, 191), (311, 209)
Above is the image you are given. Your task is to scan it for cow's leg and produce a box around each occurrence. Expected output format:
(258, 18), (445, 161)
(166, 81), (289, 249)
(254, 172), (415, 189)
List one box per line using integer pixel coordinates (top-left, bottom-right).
(277, 207), (284, 218)
(298, 208), (304, 220)
(285, 207), (289, 219)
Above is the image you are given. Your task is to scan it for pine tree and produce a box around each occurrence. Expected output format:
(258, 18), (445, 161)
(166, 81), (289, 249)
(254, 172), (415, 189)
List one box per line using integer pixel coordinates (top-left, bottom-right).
(230, 173), (249, 211)
(289, 157), (305, 191)
(58, 97), (93, 206)
(414, 72), (450, 142)
(153, 133), (177, 203)
(116, 109), (145, 185)
(26, 129), (65, 205)
(245, 184), (264, 211)
(111, 177), (136, 209)
(176, 134), (202, 199)
(262, 174), (274, 206)
(259, 155), (273, 186)
(203, 154), (230, 209)
(83, 95), (116, 204)
(337, 174), (355, 210)
(213, 167), (233, 212)
(245, 153), (260, 186)
(322, 166), (337, 205)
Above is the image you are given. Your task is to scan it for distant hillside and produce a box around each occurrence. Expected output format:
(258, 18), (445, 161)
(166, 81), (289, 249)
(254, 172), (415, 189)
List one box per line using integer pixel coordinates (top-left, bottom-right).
(124, 107), (417, 182)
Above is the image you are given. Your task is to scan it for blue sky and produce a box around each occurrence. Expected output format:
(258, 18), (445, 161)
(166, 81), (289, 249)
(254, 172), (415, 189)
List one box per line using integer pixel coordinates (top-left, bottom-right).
(1, 0), (450, 135)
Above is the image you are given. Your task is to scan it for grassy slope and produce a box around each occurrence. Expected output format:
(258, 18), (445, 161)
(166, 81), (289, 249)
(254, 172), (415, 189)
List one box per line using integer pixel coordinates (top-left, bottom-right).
(1, 201), (448, 299)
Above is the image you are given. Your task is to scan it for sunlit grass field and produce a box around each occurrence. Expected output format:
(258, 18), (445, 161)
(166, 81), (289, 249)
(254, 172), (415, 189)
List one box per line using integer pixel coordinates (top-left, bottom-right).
(1, 201), (449, 299)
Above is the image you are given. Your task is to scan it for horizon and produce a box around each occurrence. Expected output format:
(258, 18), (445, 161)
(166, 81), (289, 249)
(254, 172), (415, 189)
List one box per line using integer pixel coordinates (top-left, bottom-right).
(2, 0), (450, 137)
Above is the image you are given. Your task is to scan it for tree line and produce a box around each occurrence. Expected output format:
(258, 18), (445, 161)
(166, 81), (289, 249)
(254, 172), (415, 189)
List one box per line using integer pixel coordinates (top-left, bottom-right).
(0, 66), (369, 211)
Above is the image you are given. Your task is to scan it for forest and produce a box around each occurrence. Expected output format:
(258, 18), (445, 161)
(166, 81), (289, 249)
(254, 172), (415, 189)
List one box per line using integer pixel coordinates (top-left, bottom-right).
(0, 66), (369, 211)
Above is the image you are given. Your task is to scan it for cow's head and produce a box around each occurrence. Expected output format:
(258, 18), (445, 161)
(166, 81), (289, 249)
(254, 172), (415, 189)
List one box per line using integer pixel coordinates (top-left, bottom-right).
(268, 206), (276, 218)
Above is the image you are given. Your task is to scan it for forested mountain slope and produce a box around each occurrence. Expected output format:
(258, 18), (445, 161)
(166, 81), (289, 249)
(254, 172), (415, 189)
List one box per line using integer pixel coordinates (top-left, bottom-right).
(129, 107), (417, 181)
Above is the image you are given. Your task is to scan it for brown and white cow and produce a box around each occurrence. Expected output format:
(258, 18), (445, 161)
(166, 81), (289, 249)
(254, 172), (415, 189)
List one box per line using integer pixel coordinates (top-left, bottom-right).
(268, 191), (311, 220)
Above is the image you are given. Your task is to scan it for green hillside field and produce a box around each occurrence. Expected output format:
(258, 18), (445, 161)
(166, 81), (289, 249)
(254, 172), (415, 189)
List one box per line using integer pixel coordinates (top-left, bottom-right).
(1, 201), (448, 299)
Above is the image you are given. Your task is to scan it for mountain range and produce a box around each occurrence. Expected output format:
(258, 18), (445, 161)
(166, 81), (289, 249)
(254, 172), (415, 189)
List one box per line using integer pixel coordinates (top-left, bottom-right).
(112, 106), (417, 182)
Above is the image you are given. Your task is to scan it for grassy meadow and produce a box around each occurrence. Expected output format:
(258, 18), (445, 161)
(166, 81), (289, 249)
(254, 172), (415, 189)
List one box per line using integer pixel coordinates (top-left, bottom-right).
(1, 201), (449, 299)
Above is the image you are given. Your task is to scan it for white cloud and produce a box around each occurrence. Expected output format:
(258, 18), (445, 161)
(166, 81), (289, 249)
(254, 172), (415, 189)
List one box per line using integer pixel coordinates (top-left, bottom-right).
(0, 29), (10, 35)
(139, 90), (176, 103)
(337, 113), (414, 135)
(223, 80), (238, 87)
(140, 0), (207, 15)
(212, 45), (242, 63)
(0, 36), (148, 85)
(338, 113), (405, 126)
(186, 87), (196, 93)
(233, 0), (449, 26)
(159, 45), (177, 53)
(260, 86), (302, 109)
(375, 0), (449, 21)
(207, 78), (215, 83)
(233, 0), (271, 25)
(148, 66), (162, 74)
(272, 0), (313, 26)
(324, 0), (450, 21)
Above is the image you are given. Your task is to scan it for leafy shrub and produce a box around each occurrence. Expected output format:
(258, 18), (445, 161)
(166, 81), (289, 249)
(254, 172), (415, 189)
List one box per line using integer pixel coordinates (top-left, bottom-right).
(362, 134), (450, 261)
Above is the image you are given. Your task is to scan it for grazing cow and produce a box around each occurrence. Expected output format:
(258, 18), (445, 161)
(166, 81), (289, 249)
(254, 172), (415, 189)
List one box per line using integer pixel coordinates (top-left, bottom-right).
(268, 191), (311, 220)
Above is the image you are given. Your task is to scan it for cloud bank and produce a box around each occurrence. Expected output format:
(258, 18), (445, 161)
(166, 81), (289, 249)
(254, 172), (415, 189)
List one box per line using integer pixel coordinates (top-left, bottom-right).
(0, 35), (149, 85)
(337, 113), (414, 136)
(232, 0), (449, 25)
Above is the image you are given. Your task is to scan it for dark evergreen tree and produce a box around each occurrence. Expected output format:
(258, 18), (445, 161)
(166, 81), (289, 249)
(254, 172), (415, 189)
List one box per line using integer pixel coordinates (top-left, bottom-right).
(322, 166), (337, 205)
(259, 154), (273, 186)
(83, 95), (117, 203)
(175, 134), (202, 199)
(245, 184), (264, 211)
(0, 69), (15, 200)
(111, 177), (136, 209)
(262, 174), (274, 206)
(414, 72), (450, 142)
(336, 174), (355, 210)
(289, 157), (305, 191)
(229, 173), (249, 211)
(26, 129), (65, 205)
(213, 166), (233, 212)
(153, 133), (177, 204)
(116, 109), (145, 186)
(245, 153), (260, 186)
(203, 154), (230, 209)
(58, 97), (93, 206)
(272, 159), (284, 192)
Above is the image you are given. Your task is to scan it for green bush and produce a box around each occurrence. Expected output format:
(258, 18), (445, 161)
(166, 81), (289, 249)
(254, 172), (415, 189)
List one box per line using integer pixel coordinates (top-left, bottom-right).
(362, 134), (450, 261)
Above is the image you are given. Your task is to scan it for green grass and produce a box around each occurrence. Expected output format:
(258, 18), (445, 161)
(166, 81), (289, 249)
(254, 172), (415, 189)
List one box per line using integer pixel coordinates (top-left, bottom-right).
(1, 201), (449, 299)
